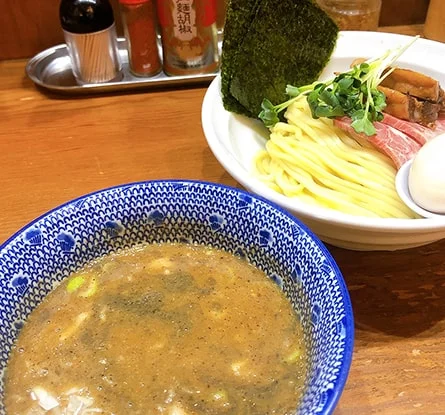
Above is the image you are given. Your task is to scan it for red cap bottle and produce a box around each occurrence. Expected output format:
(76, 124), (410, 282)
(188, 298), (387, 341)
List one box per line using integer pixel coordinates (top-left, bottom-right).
(119, 0), (162, 77)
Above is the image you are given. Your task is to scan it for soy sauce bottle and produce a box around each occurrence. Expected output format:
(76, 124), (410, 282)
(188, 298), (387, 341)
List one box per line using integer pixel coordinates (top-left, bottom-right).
(60, 0), (122, 84)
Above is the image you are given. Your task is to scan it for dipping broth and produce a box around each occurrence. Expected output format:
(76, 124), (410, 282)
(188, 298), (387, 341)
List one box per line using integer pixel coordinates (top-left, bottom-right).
(5, 243), (307, 414)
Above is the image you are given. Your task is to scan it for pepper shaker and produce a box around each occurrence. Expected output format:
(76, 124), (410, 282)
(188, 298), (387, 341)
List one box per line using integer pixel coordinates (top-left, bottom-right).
(156, 0), (219, 76)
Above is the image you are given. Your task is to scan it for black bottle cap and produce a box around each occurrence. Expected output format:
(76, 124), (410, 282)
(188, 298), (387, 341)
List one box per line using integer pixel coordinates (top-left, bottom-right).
(60, 0), (115, 34)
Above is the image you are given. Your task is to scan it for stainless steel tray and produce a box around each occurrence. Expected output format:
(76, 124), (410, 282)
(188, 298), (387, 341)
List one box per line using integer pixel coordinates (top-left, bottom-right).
(26, 38), (219, 95)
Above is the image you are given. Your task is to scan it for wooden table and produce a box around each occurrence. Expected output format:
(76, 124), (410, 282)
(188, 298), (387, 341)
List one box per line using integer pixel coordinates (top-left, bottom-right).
(1, 25), (444, 414)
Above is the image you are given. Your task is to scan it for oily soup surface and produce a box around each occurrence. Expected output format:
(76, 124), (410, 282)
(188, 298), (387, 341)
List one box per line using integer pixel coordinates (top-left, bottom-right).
(5, 243), (307, 414)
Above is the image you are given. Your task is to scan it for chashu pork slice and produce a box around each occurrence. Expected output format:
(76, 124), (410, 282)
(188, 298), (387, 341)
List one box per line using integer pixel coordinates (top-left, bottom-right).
(437, 112), (445, 128)
(334, 116), (421, 169)
(380, 68), (442, 102)
(381, 113), (445, 145)
(378, 85), (441, 127)
(440, 88), (445, 112)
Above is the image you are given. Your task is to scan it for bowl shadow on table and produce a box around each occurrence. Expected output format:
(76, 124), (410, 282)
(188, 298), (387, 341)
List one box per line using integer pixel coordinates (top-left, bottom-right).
(328, 240), (445, 338)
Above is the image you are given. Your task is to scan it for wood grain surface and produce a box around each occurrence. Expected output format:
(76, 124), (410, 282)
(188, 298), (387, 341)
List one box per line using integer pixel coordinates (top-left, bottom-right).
(2, 24), (445, 415)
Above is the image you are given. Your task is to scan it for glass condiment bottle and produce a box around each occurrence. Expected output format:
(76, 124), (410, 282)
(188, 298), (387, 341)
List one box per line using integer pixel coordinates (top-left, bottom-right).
(156, 0), (219, 76)
(60, 0), (122, 84)
(119, 0), (162, 76)
(316, 0), (382, 31)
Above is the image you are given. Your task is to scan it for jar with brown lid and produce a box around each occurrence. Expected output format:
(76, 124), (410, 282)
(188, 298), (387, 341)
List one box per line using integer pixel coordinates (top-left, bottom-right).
(316, 0), (382, 31)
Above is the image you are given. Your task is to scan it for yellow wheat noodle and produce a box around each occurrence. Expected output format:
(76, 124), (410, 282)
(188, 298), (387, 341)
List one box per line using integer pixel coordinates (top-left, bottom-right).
(254, 99), (416, 218)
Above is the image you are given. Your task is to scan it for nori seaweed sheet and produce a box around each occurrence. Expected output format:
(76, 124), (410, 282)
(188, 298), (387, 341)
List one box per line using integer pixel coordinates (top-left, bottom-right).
(221, 0), (339, 119)
(221, 0), (262, 116)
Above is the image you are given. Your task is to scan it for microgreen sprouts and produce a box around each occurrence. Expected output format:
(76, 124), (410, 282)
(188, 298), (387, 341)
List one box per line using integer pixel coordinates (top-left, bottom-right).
(259, 36), (419, 136)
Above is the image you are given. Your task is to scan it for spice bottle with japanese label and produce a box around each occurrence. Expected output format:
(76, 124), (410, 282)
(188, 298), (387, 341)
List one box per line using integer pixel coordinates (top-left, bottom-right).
(60, 0), (122, 84)
(119, 0), (162, 76)
(156, 0), (219, 76)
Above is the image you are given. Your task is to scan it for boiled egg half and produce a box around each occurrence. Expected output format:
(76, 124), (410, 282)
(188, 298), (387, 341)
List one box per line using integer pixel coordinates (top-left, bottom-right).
(409, 132), (445, 213)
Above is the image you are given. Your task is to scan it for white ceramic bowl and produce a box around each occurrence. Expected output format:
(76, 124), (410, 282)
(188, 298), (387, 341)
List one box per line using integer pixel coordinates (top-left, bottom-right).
(202, 31), (445, 251)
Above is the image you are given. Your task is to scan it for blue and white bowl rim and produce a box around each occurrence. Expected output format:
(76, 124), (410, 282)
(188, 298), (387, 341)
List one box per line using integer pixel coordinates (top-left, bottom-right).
(0, 179), (354, 414)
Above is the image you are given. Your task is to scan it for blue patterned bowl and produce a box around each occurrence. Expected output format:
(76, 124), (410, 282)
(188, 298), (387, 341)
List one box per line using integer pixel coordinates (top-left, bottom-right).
(0, 180), (353, 414)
